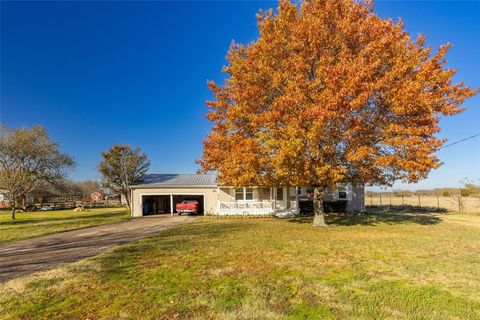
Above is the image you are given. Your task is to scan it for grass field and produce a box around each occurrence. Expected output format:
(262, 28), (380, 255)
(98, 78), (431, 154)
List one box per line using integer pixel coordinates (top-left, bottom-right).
(368, 194), (480, 213)
(0, 208), (130, 244)
(1, 208), (479, 319)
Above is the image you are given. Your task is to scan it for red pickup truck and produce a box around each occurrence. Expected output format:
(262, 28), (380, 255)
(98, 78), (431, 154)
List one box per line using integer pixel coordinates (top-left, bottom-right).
(175, 199), (199, 215)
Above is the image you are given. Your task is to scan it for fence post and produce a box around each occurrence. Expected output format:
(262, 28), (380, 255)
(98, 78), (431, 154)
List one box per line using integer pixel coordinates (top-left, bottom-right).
(389, 194), (392, 207)
(380, 194), (382, 206)
(437, 194), (440, 211)
(402, 195), (404, 207)
(418, 194), (421, 207)
(458, 194), (462, 212)
(370, 195), (373, 206)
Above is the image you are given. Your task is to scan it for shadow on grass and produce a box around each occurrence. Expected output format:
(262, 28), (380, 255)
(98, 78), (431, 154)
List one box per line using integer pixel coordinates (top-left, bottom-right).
(289, 206), (447, 226)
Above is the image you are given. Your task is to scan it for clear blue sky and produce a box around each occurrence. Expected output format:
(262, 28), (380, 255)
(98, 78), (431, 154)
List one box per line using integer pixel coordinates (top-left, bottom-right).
(1, 1), (479, 190)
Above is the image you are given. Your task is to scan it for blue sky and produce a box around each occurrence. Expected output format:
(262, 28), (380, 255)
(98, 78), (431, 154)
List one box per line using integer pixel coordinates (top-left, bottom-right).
(1, 1), (479, 190)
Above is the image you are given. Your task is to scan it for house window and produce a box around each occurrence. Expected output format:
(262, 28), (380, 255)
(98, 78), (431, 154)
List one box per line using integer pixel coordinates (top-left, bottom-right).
(245, 188), (253, 200)
(297, 187), (302, 195)
(235, 188), (243, 201)
(276, 187), (284, 201)
(338, 185), (347, 199)
(235, 188), (254, 201)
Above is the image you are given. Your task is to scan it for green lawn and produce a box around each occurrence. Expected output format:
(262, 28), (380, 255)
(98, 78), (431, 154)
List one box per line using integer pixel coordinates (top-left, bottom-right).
(1, 209), (479, 319)
(0, 207), (130, 244)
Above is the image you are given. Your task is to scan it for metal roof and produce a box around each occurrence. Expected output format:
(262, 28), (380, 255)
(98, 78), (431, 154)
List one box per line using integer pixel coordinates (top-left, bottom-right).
(132, 173), (218, 188)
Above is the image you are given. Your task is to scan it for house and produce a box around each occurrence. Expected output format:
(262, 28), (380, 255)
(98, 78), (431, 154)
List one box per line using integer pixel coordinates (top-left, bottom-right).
(0, 190), (11, 209)
(90, 192), (103, 203)
(129, 173), (365, 217)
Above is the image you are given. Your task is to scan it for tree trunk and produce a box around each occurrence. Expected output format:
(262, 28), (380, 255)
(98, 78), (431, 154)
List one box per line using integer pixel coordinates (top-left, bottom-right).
(124, 191), (131, 212)
(11, 196), (16, 220)
(313, 187), (327, 227)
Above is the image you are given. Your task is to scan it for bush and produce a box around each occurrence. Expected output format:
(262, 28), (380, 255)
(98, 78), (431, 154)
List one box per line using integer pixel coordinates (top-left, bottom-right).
(298, 200), (348, 214)
(460, 189), (470, 197)
(442, 190), (450, 197)
(323, 200), (348, 213)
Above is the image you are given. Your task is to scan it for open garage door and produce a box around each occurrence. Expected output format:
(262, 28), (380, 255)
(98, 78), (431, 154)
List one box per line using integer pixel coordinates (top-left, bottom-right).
(142, 195), (171, 215)
(172, 195), (204, 215)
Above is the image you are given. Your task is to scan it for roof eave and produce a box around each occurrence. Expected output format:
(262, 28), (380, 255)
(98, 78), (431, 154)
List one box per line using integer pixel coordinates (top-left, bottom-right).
(130, 184), (218, 189)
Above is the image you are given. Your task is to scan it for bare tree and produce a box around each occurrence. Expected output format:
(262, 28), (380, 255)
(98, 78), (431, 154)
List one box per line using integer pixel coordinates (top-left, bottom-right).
(0, 125), (75, 219)
(98, 144), (150, 210)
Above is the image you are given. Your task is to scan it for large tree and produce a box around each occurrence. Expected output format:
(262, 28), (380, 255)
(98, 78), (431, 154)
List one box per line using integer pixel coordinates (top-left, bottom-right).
(98, 144), (150, 210)
(0, 126), (75, 219)
(199, 0), (478, 226)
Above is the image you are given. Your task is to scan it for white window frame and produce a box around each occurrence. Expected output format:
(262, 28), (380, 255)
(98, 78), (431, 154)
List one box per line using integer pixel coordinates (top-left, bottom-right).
(337, 183), (348, 200)
(235, 187), (254, 201)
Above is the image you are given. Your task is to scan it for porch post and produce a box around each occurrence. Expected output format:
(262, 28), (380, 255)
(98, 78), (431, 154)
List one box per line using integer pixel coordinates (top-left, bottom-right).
(170, 194), (173, 216)
(273, 186), (277, 210)
(296, 187), (299, 211)
(216, 187), (220, 215)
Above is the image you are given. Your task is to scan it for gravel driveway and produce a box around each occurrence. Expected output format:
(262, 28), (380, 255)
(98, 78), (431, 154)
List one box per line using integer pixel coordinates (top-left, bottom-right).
(0, 215), (193, 282)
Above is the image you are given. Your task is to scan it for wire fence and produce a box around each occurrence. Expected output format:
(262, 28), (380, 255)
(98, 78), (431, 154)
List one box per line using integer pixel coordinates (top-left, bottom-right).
(0, 200), (124, 211)
(366, 194), (480, 213)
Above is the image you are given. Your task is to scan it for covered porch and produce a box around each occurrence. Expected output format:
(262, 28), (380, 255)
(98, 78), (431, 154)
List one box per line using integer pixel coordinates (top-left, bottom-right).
(216, 187), (300, 215)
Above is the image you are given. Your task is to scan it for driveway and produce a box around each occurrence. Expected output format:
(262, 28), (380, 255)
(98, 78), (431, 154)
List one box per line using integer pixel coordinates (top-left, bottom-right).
(0, 215), (193, 283)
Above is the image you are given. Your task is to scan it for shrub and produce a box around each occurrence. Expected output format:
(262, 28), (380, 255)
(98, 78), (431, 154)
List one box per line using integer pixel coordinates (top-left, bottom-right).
(460, 189), (470, 197)
(323, 200), (348, 213)
(442, 190), (450, 197)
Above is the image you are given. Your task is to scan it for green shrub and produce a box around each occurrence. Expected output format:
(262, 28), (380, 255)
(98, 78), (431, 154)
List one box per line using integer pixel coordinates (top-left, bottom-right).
(442, 190), (450, 197)
(323, 200), (348, 213)
(460, 189), (470, 197)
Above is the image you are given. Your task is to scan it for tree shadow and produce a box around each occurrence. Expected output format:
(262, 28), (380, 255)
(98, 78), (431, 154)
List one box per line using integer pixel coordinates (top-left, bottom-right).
(288, 206), (447, 226)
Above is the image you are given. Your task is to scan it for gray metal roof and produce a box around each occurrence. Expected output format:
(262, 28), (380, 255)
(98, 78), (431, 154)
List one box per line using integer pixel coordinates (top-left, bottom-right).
(132, 173), (218, 188)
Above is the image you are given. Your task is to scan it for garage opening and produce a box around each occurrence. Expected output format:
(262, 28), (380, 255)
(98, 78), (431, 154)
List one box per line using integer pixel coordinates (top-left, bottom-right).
(172, 195), (204, 215)
(141, 194), (205, 216)
(142, 195), (171, 215)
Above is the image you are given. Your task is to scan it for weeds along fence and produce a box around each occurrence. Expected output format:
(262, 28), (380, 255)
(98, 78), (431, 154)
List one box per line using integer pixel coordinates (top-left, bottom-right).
(366, 194), (480, 213)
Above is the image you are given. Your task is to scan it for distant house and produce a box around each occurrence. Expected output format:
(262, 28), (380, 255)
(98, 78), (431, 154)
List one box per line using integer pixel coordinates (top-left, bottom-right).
(90, 192), (103, 202)
(104, 193), (127, 205)
(129, 174), (365, 217)
(0, 190), (11, 209)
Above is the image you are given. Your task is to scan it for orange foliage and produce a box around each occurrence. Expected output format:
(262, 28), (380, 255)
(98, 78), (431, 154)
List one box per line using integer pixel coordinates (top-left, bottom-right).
(199, 0), (477, 189)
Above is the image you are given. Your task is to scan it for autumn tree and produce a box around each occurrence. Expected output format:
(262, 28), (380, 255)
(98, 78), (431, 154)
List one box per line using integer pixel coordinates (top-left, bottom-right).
(98, 144), (150, 210)
(0, 125), (75, 219)
(199, 0), (477, 226)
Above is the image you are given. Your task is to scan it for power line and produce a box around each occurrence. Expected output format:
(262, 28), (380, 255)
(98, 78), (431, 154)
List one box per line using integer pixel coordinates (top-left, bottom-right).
(439, 132), (480, 149)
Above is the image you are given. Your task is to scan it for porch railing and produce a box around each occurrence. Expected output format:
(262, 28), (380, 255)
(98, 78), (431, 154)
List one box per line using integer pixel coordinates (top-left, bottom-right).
(219, 201), (273, 210)
(217, 200), (298, 215)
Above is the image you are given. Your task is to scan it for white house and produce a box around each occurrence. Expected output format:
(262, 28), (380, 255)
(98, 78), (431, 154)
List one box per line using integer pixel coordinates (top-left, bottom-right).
(129, 173), (365, 217)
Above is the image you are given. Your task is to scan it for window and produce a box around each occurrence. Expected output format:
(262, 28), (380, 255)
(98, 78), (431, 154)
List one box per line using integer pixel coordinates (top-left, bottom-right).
(245, 188), (253, 200)
(338, 185), (347, 199)
(276, 187), (284, 201)
(235, 188), (244, 201)
(297, 187), (302, 195)
(235, 188), (254, 201)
